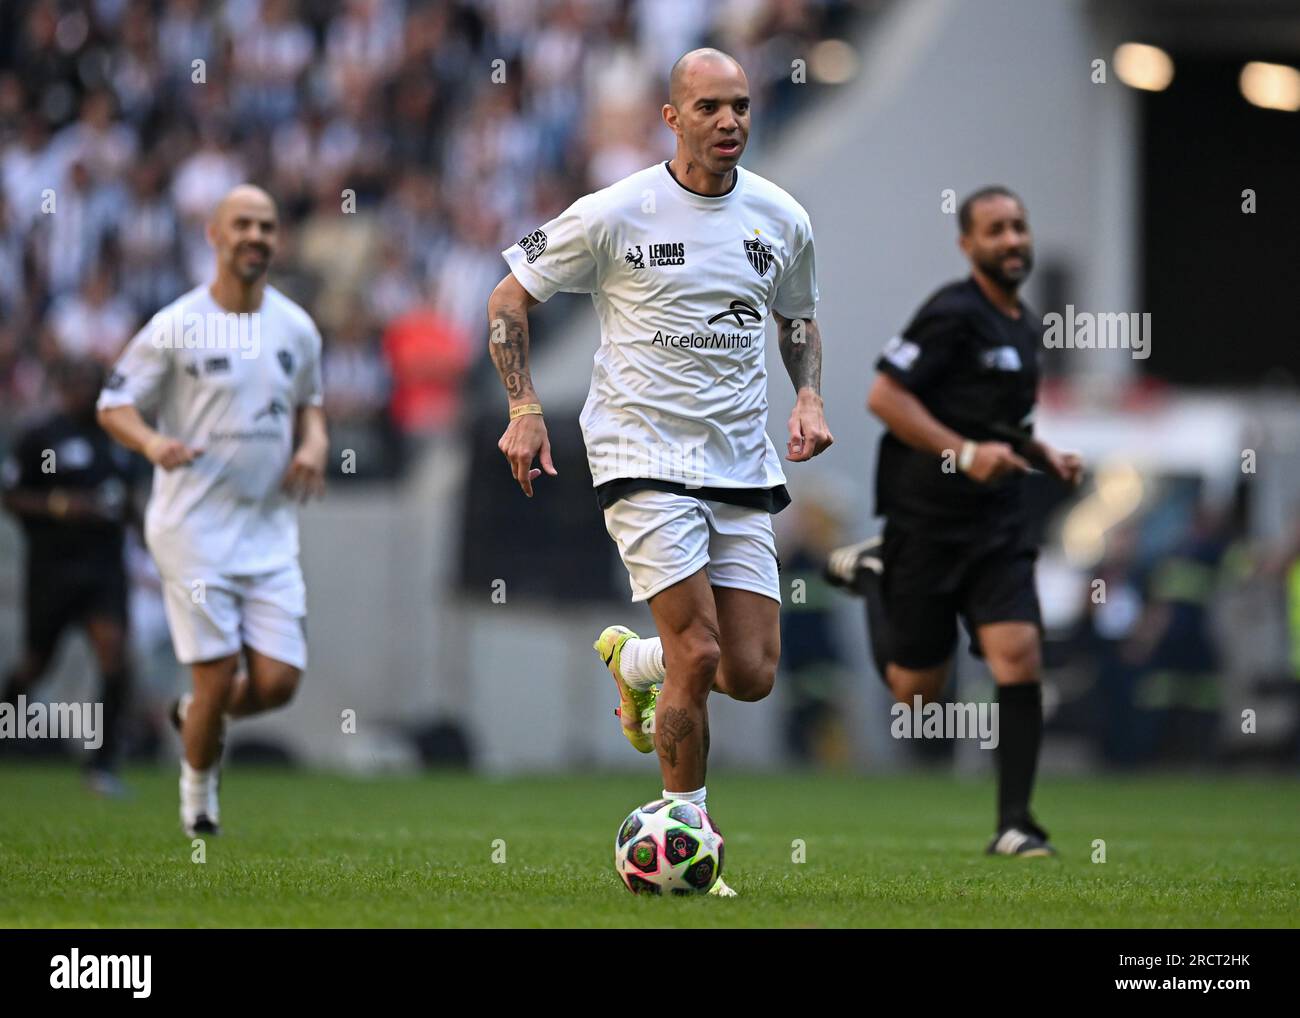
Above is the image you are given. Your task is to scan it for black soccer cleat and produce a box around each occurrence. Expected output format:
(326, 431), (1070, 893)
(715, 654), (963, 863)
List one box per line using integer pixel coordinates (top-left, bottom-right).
(986, 823), (1056, 858)
(823, 536), (883, 596)
(826, 536), (892, 681)
(185, 814), (220, 838)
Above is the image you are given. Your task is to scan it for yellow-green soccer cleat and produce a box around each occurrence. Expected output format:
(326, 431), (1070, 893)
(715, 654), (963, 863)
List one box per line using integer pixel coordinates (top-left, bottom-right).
(593, 625), (658, 754)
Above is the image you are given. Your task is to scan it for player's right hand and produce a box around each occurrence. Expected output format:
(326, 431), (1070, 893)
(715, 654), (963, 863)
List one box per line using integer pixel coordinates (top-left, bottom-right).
(144, 434), (203, 470)
(498, 413), (556, 498)
(964, 441), (1031, 484)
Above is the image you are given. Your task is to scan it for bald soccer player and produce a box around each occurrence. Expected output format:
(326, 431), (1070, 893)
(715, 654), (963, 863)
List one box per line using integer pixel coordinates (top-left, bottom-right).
(489, 49), (831, 895)
(98, 185), (328, 836)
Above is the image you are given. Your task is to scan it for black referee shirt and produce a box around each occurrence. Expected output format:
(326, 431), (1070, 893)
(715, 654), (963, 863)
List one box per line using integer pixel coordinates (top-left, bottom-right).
(873, 276), (1040, 540)
(1, 414), (134, 565)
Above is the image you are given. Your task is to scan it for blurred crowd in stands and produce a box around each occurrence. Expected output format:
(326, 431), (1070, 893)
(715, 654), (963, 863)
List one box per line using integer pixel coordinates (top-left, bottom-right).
(0, 0), (858, 478)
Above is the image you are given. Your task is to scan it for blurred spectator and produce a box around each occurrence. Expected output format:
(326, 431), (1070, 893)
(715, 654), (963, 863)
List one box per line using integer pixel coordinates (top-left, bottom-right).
(1118, 504), (1233, 764)
(325, 0), (404, 100)
(229, 0), (316, 128)
(297, 178), (382, 330)
(157, 0), (218, 89)
(114, 158), (185, 315)
(171, 127), (246, 224)
(37, 158), (117, 297)
(0, 191), (25, 320)
(0, 0), (856, 460)
(430, 200), (504, 340)
(369, 239), (423, 324)
(48, 89), (136, 185)
(383, 301), (471, 438)
(1076, 523), (1146, 765)
(47, 263), (136, 364)
(2, 112), (58, 234)
(324, 308), (399, 478)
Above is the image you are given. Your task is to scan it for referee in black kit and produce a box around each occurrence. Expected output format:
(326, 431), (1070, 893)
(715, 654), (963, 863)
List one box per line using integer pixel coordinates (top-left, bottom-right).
(828, 186), (1082, 856)
(1, 359), (137, 794)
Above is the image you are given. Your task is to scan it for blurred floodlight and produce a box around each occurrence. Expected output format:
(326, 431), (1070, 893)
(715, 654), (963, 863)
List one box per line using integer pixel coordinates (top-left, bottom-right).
(810, 39), (858, 84)
(1061, 461), (1145, 568)
(1240, 61), (1300, 112)
(1114, 43), (1174, 91)
(1095, 460), (1144, 516)
(1063, 509), (1107, 567)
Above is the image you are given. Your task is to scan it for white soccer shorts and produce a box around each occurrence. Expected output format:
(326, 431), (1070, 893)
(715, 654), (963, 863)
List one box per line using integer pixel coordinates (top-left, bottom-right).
(158, 563), (308, 669)
(602, 489), (781, 604)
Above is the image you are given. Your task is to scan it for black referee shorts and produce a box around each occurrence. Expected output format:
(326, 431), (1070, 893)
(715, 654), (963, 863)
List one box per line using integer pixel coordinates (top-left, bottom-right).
(25, 560), (129, 658)
(880, 521), (1041, 670)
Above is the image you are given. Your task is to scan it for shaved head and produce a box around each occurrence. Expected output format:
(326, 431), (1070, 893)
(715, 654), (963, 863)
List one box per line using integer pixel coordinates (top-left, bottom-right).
(663, 49), (750, 190)
(669, 48), (746, 109)
(206, 183), (279, 291)
(210, 183), (277, 228)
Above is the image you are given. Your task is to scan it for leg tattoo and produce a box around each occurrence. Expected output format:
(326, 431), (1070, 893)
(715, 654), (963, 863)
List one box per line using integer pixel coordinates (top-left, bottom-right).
(657, 706), (695, 768)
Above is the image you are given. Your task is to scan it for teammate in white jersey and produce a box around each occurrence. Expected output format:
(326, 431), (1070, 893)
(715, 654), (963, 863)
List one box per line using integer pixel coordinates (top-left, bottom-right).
(97, 185), (328, 837)
(489, 49), (832, 894)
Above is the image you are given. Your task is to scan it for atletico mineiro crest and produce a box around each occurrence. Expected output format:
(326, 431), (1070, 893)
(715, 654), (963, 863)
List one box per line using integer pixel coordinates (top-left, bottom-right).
(744, 235), (774, 277)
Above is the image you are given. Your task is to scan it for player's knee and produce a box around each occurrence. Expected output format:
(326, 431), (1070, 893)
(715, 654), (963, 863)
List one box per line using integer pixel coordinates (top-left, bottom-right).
(193, 660), (240, 699)
(676, 631), (721, 694)
(730, 670), (774, 702)
(725, 653), (777, 702)
(988, 640), (1040, 685)
(257, 667), (301, 709)
(887, 664), (946, 705)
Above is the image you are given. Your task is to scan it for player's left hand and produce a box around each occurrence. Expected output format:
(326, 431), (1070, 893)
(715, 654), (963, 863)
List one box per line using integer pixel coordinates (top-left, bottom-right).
(1041, 444), (1084, 487)
(283, 446), (327, 502)
(787, 393), (833, 462)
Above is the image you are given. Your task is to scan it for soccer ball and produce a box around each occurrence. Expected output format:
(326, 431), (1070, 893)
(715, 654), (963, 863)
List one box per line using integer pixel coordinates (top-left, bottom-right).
(614, 798), (724, 895)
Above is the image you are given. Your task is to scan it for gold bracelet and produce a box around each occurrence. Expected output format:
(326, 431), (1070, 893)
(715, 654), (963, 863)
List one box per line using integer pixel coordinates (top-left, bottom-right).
(509, 403), (544, 420)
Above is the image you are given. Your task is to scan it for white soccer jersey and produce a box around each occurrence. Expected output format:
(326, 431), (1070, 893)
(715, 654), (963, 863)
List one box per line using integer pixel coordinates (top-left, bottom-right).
(502, 162), (817, 494)
(97, 284), (323, 575)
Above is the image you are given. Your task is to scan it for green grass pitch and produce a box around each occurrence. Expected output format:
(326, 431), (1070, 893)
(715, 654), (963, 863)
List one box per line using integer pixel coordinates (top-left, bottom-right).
(0, 765), (1296, 928)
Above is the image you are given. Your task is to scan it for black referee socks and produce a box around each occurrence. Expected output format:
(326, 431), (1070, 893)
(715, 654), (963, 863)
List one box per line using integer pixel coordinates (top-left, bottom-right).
(995, 682), (1043, 833)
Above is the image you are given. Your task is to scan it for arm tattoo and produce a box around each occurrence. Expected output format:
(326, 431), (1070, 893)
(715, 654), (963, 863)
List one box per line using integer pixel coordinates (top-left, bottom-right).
(778, 315), (822, 396)
(656, 706), (695, 769)
(489, 305), (536, 403)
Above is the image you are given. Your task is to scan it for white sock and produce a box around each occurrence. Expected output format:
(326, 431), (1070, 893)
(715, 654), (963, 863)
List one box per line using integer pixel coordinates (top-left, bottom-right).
(180, 760), (219, 823)
(621, 637), (666, 690)
(663, 785), (707, 814)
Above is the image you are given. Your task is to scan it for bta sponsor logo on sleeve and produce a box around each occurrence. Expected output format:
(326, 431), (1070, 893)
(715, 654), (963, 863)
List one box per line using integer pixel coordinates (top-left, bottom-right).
(50, 950), (151, 998)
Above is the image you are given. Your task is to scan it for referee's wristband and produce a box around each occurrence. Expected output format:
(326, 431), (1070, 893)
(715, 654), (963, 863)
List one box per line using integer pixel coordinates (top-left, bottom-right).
(957, 440), (978, 474)
(509, 403), (544, 421)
